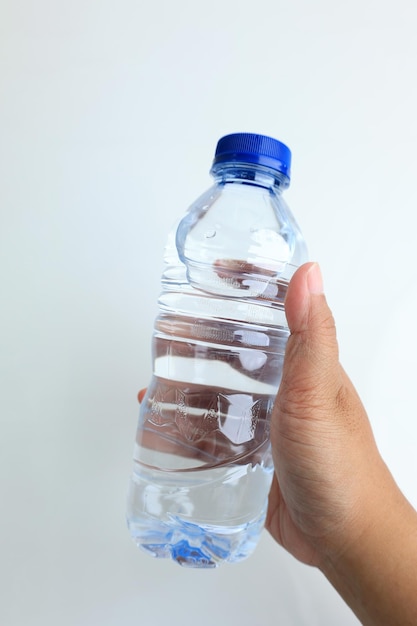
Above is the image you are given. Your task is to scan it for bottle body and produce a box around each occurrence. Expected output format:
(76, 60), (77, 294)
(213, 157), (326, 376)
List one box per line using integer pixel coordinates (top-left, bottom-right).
(127, 136), (307, 567)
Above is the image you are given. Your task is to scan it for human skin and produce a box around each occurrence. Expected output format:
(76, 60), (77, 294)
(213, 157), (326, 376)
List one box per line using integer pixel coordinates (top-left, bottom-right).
(265, 262), (417, 625)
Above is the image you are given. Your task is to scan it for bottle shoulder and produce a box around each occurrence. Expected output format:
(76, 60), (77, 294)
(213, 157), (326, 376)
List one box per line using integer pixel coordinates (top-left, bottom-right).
(174, 181), (305, 293)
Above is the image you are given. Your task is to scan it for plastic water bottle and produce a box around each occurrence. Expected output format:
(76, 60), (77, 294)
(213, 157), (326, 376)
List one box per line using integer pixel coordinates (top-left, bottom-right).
(126, 133), (307, 568)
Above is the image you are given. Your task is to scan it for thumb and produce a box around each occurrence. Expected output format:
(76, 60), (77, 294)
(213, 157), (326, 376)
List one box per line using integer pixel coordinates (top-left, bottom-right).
(281, 262), (340, 396)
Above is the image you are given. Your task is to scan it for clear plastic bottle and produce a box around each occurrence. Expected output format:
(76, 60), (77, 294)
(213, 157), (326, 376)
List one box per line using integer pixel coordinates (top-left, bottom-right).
(126, 133), (307, 568)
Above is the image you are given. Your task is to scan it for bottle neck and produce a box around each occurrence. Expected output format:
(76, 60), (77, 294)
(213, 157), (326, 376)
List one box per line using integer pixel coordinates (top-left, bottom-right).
(210, 161), (290, 191)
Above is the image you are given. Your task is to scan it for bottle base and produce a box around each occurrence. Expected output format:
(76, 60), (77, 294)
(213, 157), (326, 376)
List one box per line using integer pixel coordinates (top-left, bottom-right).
(128, 515), (264, 568)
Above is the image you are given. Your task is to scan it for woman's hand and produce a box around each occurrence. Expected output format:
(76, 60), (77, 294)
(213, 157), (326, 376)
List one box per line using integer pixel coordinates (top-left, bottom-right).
(266, 263), (417, 625)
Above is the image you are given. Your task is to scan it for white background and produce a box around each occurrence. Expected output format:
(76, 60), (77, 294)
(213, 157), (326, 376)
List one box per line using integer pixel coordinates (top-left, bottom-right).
(1, 1), (417, 624)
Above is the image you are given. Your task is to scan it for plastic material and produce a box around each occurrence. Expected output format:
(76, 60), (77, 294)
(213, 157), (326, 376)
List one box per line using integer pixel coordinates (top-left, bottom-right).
(126, 133), (307, 568)
(212, 132), (291, 180)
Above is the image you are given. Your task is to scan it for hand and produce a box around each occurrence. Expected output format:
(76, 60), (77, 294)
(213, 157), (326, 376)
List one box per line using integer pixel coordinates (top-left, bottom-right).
(265, 261), (380, 564)
(266, 262), (417, 625)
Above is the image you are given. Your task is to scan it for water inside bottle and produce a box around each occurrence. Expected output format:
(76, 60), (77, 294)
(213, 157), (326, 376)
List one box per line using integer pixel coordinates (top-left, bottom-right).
(127, 257), (293, 566)
(127, 317), (284, 566)
(127, 451), (273, 568)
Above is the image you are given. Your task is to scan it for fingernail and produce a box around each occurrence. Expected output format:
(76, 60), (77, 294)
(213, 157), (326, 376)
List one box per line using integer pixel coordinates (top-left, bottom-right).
(307, 262), (324, 295)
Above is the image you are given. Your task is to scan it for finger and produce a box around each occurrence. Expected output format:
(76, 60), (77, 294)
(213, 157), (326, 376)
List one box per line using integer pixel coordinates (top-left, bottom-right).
(282, 262), (339, 391)
(137, 388), (147, 404)
(265, 473), (283, 543)
(285, 262), (325, 331)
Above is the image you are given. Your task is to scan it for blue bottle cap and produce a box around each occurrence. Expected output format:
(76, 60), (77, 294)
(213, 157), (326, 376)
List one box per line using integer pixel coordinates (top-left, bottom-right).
(212, 133), (291, 180)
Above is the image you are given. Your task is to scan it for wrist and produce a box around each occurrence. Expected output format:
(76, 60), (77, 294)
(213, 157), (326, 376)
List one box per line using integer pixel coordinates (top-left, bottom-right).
(319, 463), (417, 625)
